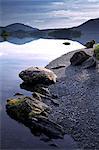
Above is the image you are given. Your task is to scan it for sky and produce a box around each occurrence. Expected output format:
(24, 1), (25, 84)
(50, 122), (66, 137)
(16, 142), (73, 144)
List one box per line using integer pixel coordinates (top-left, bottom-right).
(0, 0), (99, 29)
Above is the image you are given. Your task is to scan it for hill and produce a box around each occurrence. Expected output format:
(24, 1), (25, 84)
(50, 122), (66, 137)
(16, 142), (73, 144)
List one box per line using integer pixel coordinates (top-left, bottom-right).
(0, 23), (44, 44)
(0, 18), (99, 44)
(42, 18), (99, 44)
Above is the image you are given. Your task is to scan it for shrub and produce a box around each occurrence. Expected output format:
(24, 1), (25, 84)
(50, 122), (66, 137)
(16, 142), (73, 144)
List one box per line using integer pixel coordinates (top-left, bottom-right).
(94, 44), (99, 60)
(1, 30), (10, 41)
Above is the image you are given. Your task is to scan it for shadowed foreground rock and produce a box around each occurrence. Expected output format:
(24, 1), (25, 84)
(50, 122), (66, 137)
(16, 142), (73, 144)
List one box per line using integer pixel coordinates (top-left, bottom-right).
(19, 67), (57, 85)
(6, 96), (65, 139)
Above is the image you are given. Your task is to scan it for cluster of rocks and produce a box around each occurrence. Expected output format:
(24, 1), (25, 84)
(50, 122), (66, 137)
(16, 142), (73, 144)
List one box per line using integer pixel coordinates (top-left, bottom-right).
(70, 40), (98, 68)
(6, 67), (64, 139)
(84, 40), (95, 48)
(6, 40), (99, 148)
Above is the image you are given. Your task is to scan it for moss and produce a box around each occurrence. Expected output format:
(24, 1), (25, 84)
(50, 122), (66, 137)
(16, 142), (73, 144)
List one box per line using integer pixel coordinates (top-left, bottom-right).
(94, 44), (99, 60)
(7, 98), (30, 121)
(7, 99), (23, 106)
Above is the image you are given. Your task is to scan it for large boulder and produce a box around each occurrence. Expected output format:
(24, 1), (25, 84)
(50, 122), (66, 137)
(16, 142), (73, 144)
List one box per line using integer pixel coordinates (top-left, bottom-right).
(19, 67), (57, 85)
(70, 51), (90, 66)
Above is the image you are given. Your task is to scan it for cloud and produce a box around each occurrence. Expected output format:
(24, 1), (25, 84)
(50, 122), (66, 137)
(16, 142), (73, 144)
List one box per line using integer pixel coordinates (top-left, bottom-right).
(87, 0), (99, 2)
(1, 0), (99, 28)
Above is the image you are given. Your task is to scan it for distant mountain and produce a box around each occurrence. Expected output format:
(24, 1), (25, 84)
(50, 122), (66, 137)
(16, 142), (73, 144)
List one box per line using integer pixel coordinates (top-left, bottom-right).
(0, 23), (45, 44)
(75, 18), (99, 31)
(42, 18), (99, 44)
(0, 18), (99, 44)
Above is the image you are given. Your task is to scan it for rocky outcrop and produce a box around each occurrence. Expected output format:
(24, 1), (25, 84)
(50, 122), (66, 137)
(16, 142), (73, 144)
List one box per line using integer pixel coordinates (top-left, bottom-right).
(84, 40), (95, 48)
(6, 66), (63, 139)
(19, 67), (57, 85)
(70, 51), (90, 65)
(5, 46), (99, 149)
(82, 57), (96, 69)
(6, 95), (64, 139)
(6, 96), (50, 120)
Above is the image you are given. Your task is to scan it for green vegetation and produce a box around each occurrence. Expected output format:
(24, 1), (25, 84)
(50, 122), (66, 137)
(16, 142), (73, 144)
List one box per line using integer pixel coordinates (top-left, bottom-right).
(7, 99), (24, 106)
(1, 30), (10, 41)
(94, 44), (99, 60)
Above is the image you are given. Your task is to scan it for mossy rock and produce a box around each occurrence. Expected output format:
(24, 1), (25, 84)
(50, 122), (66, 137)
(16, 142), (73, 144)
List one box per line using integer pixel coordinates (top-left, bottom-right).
(94, 44), (99, 60)
(6, 96), (50, 121)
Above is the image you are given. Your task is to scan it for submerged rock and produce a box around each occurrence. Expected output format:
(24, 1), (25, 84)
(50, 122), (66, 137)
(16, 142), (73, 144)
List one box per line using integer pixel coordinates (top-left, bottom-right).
(19, 67), (57, 85)
(70, 51), (90, 66)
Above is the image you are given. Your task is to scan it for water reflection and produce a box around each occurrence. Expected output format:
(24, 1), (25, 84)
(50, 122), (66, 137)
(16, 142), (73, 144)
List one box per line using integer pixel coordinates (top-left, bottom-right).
(0, 38), (82, 149)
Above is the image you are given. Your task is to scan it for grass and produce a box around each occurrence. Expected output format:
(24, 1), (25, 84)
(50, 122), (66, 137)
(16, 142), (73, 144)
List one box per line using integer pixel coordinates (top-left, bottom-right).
(94, 44), (99, 60)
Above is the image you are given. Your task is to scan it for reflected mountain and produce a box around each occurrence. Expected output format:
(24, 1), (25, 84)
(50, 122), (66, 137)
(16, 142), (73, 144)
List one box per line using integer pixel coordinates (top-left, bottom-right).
(42, 18), (99, 44)
(0, 18), (99, 44)
(0, 23), (45, 44)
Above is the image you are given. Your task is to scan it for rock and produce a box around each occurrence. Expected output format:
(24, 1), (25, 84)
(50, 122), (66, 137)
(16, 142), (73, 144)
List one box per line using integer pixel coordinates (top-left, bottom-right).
(51, 99), (59, 106)
(14, 92), (23, 96)
(20, 82), (50, 96)
(6, 96), (64, 139)
(34, 86), (51, 96)
(82, 57), (96, 69)
(32, 92), (42, 101)
(30, 116), (64, 139)
(51, 65), (65, 69)
(19, 67), (57, 85)
(6, 96), (50, 121)
(63, 42), (70, 45)
(70, 51), (90, 66)
(84, 40), (95, 48)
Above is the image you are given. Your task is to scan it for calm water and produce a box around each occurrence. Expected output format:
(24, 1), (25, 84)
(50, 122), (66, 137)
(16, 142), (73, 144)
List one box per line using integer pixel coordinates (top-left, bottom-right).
(0, 39), (84, 149)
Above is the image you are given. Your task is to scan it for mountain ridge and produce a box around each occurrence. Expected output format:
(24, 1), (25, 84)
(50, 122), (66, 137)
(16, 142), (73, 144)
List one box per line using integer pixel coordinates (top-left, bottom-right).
(0, 18), (99, 44)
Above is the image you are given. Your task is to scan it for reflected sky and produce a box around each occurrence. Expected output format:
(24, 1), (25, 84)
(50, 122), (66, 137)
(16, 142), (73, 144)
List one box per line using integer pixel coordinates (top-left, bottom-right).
(0, 39), (85, 65)
(1, 0), (99, 29)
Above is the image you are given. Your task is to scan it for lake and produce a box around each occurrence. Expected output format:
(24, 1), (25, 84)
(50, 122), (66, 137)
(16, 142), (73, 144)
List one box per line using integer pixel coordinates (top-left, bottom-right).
(0, 39), (85, 149)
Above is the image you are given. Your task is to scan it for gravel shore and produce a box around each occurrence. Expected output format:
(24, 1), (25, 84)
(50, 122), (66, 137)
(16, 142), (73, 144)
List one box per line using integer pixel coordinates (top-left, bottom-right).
(46, 48), (99, 149)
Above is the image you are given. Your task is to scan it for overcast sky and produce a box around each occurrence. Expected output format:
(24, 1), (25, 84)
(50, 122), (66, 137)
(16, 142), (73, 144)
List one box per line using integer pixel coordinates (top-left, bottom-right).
(1, 0), (99, 29)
